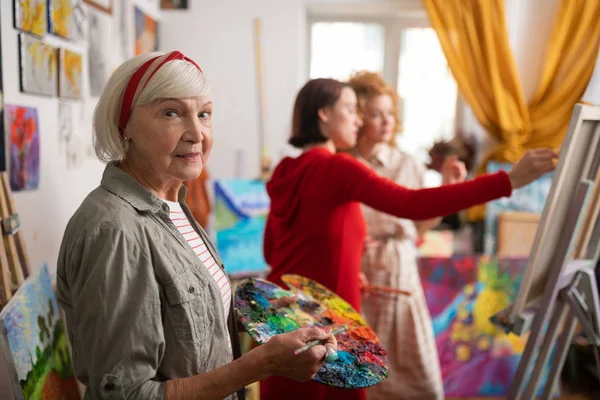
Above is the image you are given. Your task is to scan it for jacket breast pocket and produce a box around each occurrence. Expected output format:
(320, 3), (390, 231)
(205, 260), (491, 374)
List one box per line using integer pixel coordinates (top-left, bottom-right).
(164, 271), (209, 343)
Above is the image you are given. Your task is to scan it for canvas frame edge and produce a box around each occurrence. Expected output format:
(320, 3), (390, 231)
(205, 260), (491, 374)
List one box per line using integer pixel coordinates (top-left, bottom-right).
(83, 0), (113, 15)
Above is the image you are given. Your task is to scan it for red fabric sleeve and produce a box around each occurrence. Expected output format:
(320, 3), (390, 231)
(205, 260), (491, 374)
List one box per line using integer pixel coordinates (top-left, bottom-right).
(331, 154), (512, 220)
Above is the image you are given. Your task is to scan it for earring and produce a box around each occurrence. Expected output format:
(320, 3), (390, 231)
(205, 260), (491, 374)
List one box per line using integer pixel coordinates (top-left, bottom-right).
(123, 136), (130, 141)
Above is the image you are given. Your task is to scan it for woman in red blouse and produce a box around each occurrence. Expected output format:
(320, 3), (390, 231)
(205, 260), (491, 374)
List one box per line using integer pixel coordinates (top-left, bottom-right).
(260, 78), (556, 400)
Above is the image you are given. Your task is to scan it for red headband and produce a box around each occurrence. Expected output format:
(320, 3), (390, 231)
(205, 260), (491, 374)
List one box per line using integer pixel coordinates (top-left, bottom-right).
(118, 51), (203, 136)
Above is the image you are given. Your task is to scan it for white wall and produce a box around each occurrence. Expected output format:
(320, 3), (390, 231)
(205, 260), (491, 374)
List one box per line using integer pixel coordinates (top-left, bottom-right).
(159, 0), (307, 179)
(0, 1), (161, 396)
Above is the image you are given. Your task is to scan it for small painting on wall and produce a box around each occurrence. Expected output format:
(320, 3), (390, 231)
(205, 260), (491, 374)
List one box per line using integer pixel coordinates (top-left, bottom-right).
(5, 105), (40, 192)
(18, 34), (58, 97)
(58, 48), (83, 99)
(0, 16), (6, 172)
(83, 0), (112, 14)
(49, 0), (84, 40)
(135, 6), (157, 55)
(13, 0), (47, 37)
(88, 10), (110, 96)
(161, 0), (188, 9)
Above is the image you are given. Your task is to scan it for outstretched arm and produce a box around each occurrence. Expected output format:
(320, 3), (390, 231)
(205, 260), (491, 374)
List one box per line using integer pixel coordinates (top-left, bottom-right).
(333, 149), (556, 220)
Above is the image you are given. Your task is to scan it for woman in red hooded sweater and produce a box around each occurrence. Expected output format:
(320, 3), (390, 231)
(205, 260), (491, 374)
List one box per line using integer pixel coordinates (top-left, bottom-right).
(260, 78), (556, 400)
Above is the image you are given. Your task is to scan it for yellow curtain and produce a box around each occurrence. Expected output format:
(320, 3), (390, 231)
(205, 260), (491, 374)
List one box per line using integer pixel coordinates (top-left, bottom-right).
(422, 0), (600, 221)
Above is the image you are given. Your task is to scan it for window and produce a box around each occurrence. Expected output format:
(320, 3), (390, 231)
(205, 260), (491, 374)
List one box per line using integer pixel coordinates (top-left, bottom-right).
(310, 22), (385, 81)
(397, 28), (457, 167)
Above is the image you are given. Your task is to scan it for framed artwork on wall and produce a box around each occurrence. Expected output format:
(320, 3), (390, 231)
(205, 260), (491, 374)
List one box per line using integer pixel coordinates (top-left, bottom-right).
(18, 34), (58, 97)
(49, 0), (85, 40)
(161, 0), (188, 9)
(58, 48), (83, 99)
(13, 0), (48, 37)
(5, 104), (40, 192)
(83, 0), (113, 14)
(135, 6), (158, 55)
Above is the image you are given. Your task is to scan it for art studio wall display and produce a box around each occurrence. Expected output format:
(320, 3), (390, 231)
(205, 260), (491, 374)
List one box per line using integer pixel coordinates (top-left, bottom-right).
(58, 48), (83, 99)
(117, 0), (132, 61)
(214, 179), (270, 277)
(418, 256), (555, 397)
(0, 264), (80, 400)
(18, 34), (58, 97)
(13, 0), (48, 37)
(161, 0), (188, 9)
(49, 0), (85, 40)
(5, 105), (40, 192)
(135, 6), (157, 55)
(83, 0), (112, 14)
(88, 10), (110, 96)
(58, 101), (73, 155)
(235, 275), (388, 388)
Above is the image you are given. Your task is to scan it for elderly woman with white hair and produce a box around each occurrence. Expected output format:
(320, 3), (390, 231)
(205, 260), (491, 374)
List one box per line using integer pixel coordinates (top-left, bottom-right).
(56, 51), (337, 400)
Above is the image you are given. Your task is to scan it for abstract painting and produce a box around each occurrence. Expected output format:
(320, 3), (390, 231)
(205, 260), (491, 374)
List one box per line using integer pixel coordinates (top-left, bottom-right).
(0, 264), (80, 399)
(160, 0), (188, 9)
(484, 162), (554, 254)
(214, 179), (269, 277)
(49, 0), (84, 40)
(83, 0), (112, 14)
(134, 6), (157, 55)
(18, 34), (58, 97)
(87, 9), (110, 96)
(5, 105), (40, 191)
(235, 275), (387, 388)
(418, 256), (556, 397)
(58, 49), (83, 99)
(14, 0), (47, 37)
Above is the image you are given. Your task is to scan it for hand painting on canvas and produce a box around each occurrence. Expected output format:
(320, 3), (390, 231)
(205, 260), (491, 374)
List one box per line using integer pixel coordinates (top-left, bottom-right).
(0, 264), (80, 399)
(5, 105), (40, 191)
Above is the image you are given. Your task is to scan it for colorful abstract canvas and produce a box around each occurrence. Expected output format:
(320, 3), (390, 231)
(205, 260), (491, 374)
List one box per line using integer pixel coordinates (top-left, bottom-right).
(18, 34), (58, 97)
(235, 275), (387, 388)
(0, 264), (80, 399)
(484, 162), (554, 254)
(58, 49), (83, 99)
(49, 0), (83, 40)
(14, 0), (47, 37)
(5, 105), (40, 191)
(418, 256), (556, 397)
(134, 6), (157, 55)
(214, 179), (269, 277)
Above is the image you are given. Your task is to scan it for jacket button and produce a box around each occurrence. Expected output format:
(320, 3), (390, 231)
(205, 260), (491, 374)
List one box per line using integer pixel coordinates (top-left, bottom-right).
(189, 286), (195, 294)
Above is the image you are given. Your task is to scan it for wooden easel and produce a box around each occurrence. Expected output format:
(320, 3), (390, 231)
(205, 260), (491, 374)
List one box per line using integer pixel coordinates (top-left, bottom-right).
(0, 172), (30, 308)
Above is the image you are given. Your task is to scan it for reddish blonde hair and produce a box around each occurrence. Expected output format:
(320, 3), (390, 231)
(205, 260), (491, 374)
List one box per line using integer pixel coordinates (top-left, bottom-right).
(347, 71), (402, 143)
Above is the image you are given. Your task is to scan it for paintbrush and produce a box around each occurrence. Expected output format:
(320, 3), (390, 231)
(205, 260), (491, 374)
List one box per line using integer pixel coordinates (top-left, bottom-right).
(293, 325), (347, 356)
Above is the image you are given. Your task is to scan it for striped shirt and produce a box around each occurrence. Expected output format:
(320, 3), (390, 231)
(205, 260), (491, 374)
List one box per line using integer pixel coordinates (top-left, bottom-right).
(164, 200), (232, 318)
(163, 199), (237, 400)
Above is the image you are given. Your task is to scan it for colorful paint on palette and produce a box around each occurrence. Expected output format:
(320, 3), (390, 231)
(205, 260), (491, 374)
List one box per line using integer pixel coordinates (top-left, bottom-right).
(234, 275), (387, 389)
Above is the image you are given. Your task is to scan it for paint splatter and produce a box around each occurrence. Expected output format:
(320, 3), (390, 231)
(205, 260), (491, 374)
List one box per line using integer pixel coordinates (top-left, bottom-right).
(234, 275), (388, 388)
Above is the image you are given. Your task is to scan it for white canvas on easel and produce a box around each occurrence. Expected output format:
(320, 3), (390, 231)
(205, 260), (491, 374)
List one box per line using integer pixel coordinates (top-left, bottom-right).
(509, 104), (600, 331)
(502, 103), (600, 400)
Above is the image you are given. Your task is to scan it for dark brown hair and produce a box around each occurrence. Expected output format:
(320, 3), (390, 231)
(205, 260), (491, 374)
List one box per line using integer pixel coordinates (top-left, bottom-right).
(289, 78), (350, 148)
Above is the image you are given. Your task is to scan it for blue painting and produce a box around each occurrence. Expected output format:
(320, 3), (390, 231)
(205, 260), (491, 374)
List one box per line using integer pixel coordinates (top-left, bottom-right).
(0, 264), (80, 399)
(214, 180), (270, 277)
(484, 162), (554, 254)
